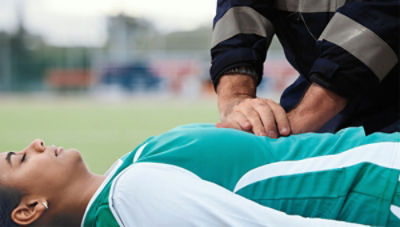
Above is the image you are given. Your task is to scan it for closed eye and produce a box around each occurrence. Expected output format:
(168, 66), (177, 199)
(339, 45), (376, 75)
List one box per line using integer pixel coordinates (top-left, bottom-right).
(6, 152), (15, 165)
(21, 153), (26, 163)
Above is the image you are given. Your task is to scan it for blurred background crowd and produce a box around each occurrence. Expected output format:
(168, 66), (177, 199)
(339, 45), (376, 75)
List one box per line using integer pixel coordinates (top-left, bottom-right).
(0, 0), (297, 99)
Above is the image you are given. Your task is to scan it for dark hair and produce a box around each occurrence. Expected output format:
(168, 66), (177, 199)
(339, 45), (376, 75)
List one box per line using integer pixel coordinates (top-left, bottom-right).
(0, 184), (22, 227)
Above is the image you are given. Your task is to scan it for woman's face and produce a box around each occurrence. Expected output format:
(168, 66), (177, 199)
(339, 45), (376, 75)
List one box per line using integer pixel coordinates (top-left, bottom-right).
(0, 139), (88, 197)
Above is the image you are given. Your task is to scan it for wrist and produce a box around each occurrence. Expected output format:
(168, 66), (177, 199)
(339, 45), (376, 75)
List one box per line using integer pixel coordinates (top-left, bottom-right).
(288, 83), (347, 133)
(217, 74), (256, 120)
(224, 66), (258, 82)
(216, 74), (256, 98)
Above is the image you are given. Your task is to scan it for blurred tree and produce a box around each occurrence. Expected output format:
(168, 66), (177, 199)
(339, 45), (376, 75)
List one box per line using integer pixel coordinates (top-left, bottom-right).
(9, 24), (47, 91)
(0, 32), (12, 91)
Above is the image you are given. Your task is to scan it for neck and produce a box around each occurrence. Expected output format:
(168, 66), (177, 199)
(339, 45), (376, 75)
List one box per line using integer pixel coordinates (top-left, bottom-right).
(48, 172), (106, 226)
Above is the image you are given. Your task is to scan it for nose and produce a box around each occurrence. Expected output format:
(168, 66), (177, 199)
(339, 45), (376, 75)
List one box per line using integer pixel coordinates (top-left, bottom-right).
(26, 138), (46, 153)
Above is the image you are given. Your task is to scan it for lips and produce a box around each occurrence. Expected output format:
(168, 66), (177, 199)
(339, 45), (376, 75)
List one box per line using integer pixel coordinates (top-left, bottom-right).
(54, 147), (64, 157)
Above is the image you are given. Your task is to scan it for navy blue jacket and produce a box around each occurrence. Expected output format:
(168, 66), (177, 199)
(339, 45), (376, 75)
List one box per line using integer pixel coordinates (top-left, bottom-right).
(210, 0), (399, 134)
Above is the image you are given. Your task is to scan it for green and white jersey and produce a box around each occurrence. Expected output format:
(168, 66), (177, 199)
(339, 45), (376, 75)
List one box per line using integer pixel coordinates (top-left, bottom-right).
(81, 124), (400, 227)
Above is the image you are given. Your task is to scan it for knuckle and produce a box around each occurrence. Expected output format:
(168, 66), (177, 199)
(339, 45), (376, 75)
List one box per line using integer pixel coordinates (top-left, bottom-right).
(245, 110), (259, 119)
(236, 101), (250, 109)
(254, 100), (267, 108)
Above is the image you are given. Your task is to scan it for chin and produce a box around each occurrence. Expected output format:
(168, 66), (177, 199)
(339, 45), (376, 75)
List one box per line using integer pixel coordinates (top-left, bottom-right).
(61, 149), (86, 169)
(70, 149), (91, 172)
(70, 149), (85, 163)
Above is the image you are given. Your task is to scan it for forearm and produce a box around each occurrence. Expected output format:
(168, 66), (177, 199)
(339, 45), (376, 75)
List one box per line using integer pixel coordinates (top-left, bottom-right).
(216, 74), (257, 120)
(288, 83), (347, 134)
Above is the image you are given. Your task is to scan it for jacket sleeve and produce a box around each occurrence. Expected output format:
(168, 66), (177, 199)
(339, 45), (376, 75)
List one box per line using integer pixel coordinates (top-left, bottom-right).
(210, 0), (276, 88)
(309, 1), (399, 99)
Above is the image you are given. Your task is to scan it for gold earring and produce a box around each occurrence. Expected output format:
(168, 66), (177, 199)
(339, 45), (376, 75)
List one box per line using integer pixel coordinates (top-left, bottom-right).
(42, 201), (48, 210)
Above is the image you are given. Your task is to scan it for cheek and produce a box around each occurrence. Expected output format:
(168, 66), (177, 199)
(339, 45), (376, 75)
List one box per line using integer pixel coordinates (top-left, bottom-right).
(10, 156), (61, 191)
(14, 162), (57, 190)
(10, 151), (86, 192)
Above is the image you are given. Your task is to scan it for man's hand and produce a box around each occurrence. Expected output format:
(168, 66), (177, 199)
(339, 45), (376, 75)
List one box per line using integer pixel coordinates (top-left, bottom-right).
(287, 83), (347, 134)
(216, 74), (291, 138)
(216, 74), (348, 137)
(217, 98), (292, 138)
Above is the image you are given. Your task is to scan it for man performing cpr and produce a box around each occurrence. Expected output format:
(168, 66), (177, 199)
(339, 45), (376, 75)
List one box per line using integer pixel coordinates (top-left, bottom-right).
(1, 124), (399, 226)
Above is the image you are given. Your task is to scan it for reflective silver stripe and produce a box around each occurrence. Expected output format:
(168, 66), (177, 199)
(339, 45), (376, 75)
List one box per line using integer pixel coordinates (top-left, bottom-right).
(274, 0), (346, 13)
(211, 6), (274, 48)
(319, 13), (398, 81)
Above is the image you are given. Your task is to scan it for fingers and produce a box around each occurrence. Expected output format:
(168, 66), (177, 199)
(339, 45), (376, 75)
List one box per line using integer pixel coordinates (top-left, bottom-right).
(264, 100), (291, 137)
(217, 111), (252, 132)
(216, 122), (232, 128)
(252, 101), (277, 137)
(220, 98), (292, 137)
(240, 103), (268, 136)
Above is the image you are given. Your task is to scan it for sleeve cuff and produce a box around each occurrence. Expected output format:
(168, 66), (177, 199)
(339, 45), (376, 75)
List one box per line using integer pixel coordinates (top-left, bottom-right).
(210, 47), (264, 89)
(309, 58), (359, 99)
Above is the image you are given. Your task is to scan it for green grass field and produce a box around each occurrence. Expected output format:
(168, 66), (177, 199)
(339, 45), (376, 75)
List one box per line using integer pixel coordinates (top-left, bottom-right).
(0, 96), (219, 174)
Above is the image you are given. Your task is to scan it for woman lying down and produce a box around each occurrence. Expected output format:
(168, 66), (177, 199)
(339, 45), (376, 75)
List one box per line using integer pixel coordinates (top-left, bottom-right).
(1, 124), (399, 226)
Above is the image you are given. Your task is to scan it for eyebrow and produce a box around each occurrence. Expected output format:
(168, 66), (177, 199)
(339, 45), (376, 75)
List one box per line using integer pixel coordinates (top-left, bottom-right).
(6, 152), (15, 165)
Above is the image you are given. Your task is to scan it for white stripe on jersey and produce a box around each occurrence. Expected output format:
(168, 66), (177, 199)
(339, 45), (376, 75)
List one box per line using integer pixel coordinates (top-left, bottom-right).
(108, 162), (365, 226)
(133, 143), (147, 163)
(390, 205), (400, 219)
(235, 142), (400, 192)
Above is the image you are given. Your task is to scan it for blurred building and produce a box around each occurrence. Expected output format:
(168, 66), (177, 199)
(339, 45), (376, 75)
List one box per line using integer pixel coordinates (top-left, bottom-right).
(106, 14), (154, 64)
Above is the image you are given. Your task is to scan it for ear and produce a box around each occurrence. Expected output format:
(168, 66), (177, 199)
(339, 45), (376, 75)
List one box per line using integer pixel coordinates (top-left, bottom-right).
(11, 198), (47, 226)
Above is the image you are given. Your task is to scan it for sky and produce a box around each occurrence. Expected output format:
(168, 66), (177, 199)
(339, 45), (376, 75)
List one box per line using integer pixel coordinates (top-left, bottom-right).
(0, 0), (216, 46)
